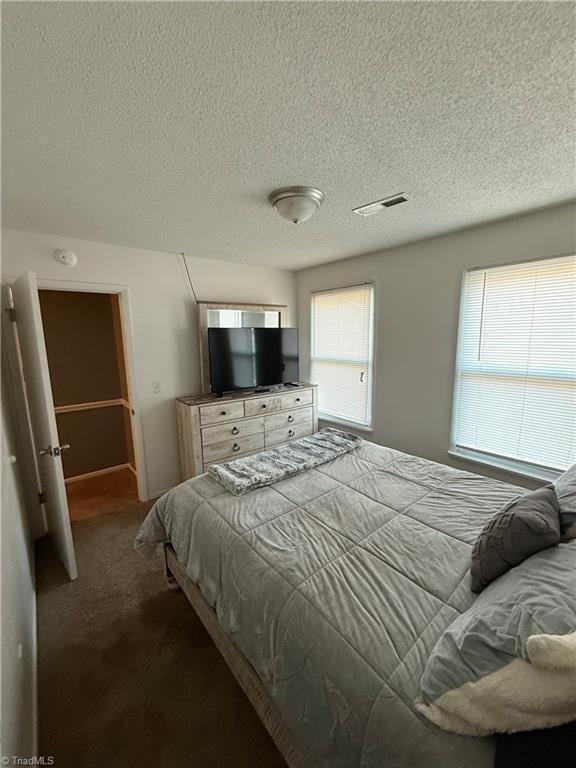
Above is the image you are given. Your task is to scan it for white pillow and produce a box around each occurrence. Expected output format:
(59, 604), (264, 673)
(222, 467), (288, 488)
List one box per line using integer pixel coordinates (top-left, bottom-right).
(554, 464), (576, 539)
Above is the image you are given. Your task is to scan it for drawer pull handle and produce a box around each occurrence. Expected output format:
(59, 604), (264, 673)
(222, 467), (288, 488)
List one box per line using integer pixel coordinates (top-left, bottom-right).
(261, 403), (267, 409)
(232, 427), (239, 435)
(295, 397), (301, 403)
(287, 415), (294, 423)
(220, 410), (227, 416)
(233, 443), (240, 452)
(288, 430), (295, 437)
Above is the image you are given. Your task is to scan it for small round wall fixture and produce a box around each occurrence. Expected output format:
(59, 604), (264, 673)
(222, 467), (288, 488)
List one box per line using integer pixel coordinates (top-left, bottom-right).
(54, 249), (78, 268)
(268, 186), (324, 224)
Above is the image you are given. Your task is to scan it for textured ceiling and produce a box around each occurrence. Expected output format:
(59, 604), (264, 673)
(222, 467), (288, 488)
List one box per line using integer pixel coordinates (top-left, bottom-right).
(2, 1), (575, 270)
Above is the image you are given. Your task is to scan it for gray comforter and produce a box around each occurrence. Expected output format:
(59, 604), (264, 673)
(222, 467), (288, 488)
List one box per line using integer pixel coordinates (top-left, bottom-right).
(135, 440), (525, 767)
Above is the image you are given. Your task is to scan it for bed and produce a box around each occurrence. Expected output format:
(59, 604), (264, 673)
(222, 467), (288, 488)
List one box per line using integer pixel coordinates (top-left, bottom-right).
(136, 439), (527, 768)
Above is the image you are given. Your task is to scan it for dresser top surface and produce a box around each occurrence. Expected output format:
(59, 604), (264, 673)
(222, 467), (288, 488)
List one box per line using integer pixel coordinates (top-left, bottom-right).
(177, 382), (317, 406)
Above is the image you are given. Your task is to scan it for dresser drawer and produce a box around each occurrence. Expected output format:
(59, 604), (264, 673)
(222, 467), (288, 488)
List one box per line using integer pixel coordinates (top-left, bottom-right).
(202, 416), (264, 447)
(244, 394), (283, 418)
(264, 406), (313, 432)
(199, 401), (244, 426)
(265, 421), (313, 448)
(203, 432), (264, 463)
(280, 389), (313, 411)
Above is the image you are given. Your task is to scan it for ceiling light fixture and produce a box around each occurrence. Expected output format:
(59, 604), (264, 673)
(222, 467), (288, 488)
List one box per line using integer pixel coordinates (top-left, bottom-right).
(269, 187), (324, 224)
(353, 193), (408, 217)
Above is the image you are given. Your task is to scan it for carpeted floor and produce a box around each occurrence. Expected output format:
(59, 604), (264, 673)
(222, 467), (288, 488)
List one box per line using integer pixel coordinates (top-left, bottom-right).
(36, 501), (287, 768)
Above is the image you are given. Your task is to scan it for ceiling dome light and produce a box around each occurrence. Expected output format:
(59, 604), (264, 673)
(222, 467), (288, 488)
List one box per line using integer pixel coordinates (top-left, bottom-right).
(269, 187), (324, 224)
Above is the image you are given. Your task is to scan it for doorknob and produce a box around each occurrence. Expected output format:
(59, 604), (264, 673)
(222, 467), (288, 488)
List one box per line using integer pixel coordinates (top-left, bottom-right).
(39, 443), (71, 457)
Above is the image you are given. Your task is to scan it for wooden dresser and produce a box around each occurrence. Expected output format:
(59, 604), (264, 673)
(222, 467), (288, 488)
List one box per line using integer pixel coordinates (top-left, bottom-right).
(176, 383), (318, 480)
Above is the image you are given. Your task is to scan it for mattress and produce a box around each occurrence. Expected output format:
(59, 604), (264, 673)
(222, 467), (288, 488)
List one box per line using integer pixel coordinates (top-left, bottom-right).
(136, 440), (526, 767)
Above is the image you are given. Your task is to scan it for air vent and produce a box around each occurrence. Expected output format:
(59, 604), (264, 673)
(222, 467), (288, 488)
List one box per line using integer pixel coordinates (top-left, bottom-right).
(352, 194), (408, 217)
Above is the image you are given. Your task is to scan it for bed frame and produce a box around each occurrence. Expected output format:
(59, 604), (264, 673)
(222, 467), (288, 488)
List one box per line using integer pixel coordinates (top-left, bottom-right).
(164, 544), (308, 768)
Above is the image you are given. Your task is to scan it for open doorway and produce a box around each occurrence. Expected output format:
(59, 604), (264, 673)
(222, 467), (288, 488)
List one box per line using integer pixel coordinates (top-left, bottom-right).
(38, 289), (139, 521)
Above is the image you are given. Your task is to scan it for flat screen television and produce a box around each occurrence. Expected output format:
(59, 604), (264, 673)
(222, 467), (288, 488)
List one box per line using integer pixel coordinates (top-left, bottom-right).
(208, 327), (299, 394)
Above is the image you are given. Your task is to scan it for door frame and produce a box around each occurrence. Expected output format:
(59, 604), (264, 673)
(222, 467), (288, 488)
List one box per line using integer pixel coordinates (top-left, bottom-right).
(32, 278), (148, 501)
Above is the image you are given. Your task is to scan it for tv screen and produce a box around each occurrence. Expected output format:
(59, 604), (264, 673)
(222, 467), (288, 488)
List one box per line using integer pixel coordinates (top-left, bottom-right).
(208, 328), (299, 393)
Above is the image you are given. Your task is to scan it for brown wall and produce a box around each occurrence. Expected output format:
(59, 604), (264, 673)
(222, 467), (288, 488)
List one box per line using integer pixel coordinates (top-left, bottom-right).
(39, 290), (122, 406)
(122, 405), (135, 467)
(57, 406), (129, 477)
(111, 294), (129, 401)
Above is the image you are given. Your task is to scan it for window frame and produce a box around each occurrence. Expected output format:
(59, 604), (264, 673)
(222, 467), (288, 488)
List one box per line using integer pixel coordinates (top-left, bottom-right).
(449, 254), (575, 482)
(310, 281), (376, 430)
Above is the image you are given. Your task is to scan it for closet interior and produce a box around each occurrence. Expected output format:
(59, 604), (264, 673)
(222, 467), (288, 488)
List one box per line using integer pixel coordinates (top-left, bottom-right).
(39, 289), (138, 520)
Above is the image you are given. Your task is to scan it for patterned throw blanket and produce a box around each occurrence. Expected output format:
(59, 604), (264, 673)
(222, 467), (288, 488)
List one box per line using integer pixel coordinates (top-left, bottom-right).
(208, 427), (362, 495)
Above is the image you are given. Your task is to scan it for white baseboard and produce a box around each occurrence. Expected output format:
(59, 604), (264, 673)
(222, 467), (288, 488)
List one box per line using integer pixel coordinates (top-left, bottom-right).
(64, 463), (133, 484)
(148, 486), (173, 501)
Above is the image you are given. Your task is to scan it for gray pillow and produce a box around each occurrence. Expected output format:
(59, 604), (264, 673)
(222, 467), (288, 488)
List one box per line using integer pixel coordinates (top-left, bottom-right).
(554, 463), (576, 540)
(417, 541), (576, 736)
(470, 486), (561, 593)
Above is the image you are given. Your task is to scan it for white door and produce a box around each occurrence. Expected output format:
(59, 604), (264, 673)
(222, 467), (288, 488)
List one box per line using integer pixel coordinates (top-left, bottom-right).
(11, 270), (78, 579)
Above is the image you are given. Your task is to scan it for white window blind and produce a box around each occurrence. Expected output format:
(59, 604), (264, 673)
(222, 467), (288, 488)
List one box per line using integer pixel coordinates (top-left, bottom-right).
(452, 255), (576, 475)
(311, 283), (374, 426)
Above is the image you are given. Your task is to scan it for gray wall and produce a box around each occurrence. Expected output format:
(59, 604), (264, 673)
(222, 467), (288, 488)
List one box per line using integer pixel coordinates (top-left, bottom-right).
(1, 403), (37, 759)
(296, 202), (576, 488)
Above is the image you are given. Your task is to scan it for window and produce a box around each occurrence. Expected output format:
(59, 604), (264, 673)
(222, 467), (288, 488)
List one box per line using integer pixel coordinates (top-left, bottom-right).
(451, 255), (576, 478)
(311, 283), (374, 427)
